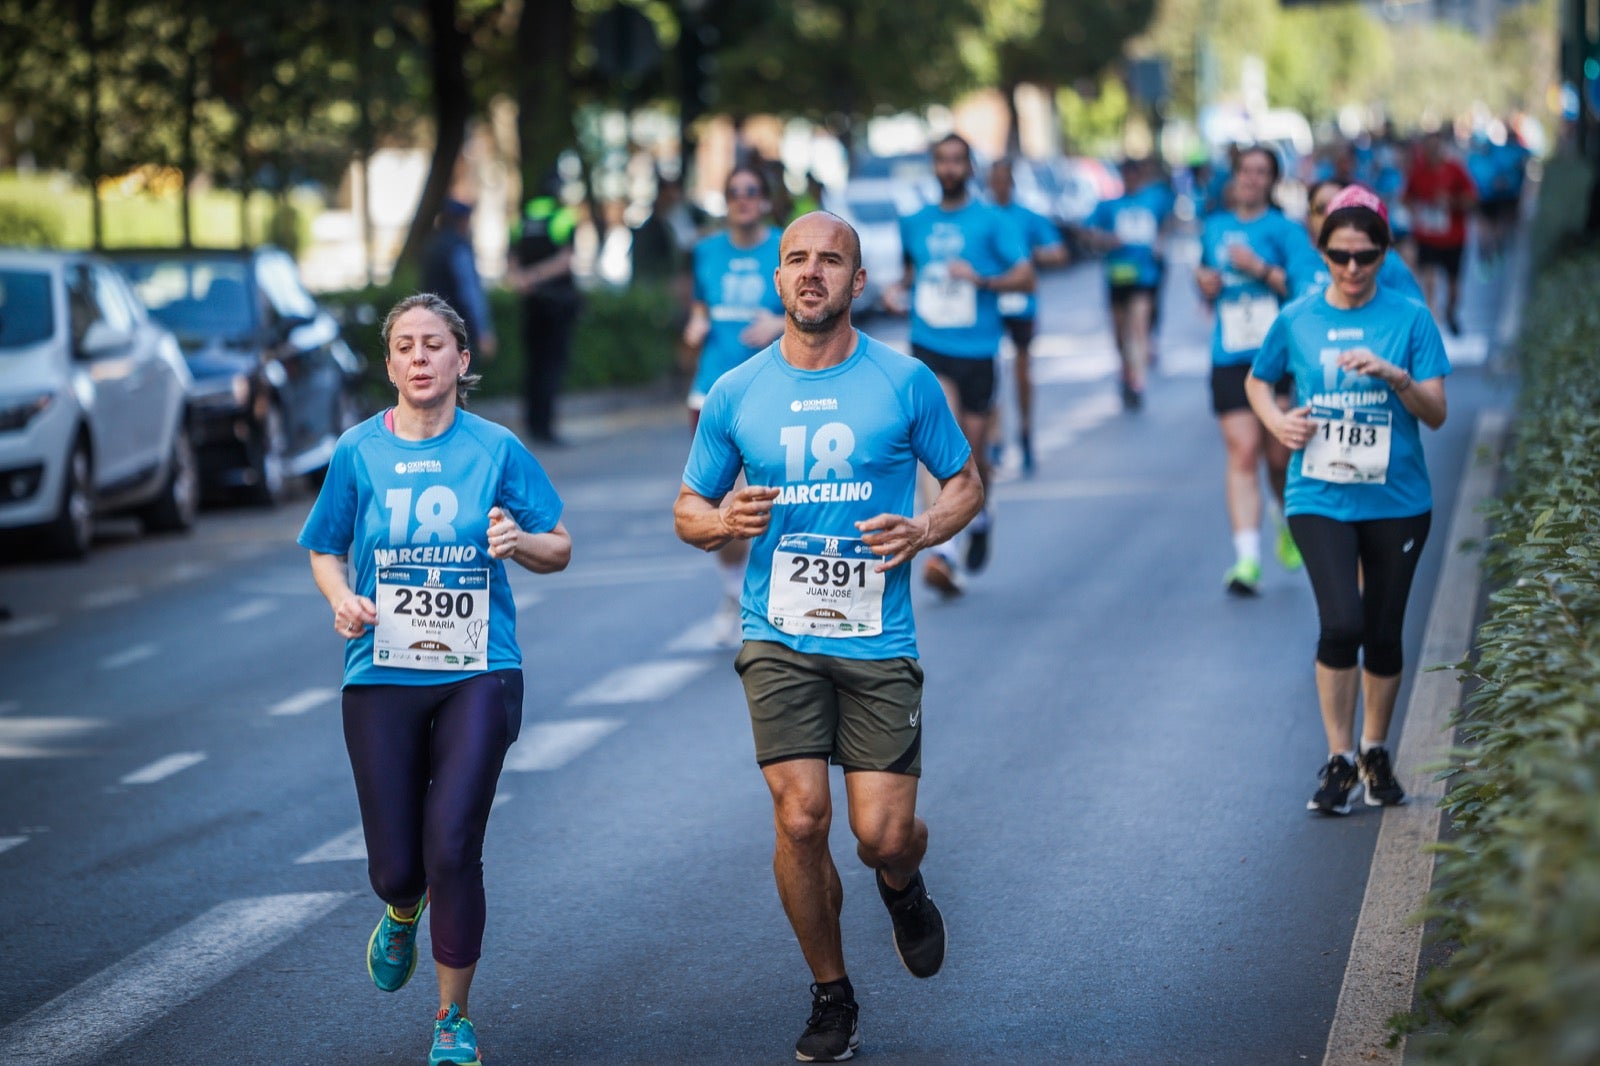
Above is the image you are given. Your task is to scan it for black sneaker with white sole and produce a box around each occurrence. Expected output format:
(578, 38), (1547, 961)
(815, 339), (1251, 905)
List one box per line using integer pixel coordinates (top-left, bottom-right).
(1357, 746), (1406, 806)
(1308, 754), (1359, 816)
(877, 869), (946, 978)
(794, 983), (859, 1062)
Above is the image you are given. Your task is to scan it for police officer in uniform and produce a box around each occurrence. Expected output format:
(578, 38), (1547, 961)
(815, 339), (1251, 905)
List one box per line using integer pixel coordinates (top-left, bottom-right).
(508, 175), (580, 444)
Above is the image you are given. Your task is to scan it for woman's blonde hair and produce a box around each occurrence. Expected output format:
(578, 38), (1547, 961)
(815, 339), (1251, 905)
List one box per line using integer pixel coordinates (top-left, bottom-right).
(380, 293), (482, 406)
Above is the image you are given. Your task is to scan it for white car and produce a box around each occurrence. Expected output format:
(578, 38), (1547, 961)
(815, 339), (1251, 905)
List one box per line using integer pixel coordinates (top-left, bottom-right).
(0, 248), (198, 558)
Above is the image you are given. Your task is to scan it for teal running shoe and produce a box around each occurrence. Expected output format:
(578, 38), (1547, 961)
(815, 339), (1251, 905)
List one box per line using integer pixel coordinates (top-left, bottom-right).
(1276, 524), (1303, 572)
(1224, 559), (1262, 597)
(367, 894), (426, 993)
(431, 1004), (482, 1066)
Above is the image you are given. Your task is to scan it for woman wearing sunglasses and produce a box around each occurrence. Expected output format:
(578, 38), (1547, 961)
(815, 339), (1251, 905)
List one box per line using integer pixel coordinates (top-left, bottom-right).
(1245, 184), (1450, 816)
(1288, 179), (1424, 303)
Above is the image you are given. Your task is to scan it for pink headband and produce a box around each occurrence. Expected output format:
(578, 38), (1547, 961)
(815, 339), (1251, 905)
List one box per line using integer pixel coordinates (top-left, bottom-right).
(1326, 184), (1388, 224)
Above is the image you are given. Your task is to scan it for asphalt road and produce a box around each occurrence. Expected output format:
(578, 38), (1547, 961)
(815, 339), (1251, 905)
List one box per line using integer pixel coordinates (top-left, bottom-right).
(0, 235), (1518, 1065)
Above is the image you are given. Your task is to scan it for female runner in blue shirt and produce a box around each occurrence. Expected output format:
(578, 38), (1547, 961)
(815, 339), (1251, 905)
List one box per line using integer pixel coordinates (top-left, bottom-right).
(300, 293), (571, 1064)
(1246, 185), (1449, 816)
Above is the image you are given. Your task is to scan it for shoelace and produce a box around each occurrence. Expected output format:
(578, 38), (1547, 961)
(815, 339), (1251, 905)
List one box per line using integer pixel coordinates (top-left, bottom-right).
(383, 920), (412, 962)
(807, 991), (854, 1032)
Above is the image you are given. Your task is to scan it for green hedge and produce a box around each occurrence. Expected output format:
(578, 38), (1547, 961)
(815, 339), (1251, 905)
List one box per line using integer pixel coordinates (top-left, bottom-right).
(319, 281), (680, 405)
(1418, 246), (1600, 1064)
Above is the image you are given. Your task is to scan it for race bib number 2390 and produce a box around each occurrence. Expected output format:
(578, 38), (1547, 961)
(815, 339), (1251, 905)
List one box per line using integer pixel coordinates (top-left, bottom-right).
(373, 565), (490, 670)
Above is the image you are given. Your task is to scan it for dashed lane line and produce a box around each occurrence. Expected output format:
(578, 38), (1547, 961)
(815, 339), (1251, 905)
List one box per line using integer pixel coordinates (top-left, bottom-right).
(97, 643), (158, 671)
(120, 752), (207, 785)
(567, 659), (713, 705)
(502, 718), (624, 772)
(78, 586), (139, 610)
(0, 614), (58, 639)
(224, 598), (277, 623)
(0, 891), (353, 1065)
(0, 836), (26, 855)
(1323, 410), (1506, 1066)
(267, 688), (338, 717)
(0, 717), (103, 759)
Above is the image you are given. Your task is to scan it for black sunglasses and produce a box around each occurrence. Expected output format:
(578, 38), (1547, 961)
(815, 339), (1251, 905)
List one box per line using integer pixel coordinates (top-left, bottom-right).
(727, 185), (765, 200)
(1324, 248), (1382, 267)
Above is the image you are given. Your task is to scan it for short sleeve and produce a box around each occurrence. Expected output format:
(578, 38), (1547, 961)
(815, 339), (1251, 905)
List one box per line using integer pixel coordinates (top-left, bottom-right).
(683, 380), (745, 499)
(499, 442), (564, 534)
(907, 363), (972, 480)
(298, 436), (361, 555)
(993, 210), (1029, 269)
(1252, 314), (1291, 384)
(1407, 307), (1452, 382)
(691, 241), (711, 304)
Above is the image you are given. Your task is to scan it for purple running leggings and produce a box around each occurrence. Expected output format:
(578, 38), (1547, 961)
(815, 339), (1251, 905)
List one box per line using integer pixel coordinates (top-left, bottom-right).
(341, 669), (522, 969)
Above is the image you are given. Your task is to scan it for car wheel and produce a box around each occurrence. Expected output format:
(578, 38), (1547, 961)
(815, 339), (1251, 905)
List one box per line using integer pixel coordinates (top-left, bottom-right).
(247, 403), (290, 507)
(141, 425), (199, 533)
(43, 438), (93, 560)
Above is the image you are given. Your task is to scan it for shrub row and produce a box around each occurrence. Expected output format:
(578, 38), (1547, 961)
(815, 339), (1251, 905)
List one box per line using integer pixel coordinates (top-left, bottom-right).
(319, 280), (681, 405)
(1418, 245), (1600, 1064)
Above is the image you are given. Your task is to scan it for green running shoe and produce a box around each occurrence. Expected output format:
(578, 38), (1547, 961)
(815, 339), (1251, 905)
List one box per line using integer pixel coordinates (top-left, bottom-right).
(1276, 524), (1303, 571)
(367, 894), (426, 993)
(1224, 559), (1261, 597)
(431, 1003), (482, 1066)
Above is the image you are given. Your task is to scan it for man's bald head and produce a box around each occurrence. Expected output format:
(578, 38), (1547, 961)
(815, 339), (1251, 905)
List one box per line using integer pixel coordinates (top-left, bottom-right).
(782, 211), (863, 274)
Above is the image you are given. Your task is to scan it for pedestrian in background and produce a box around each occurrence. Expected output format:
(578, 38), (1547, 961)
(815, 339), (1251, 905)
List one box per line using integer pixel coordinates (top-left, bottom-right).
(674, 212), (982, 1062)
(509, 175), (580, 445)
(421, 198), (498, 360)
(300, 293), (571, 1065)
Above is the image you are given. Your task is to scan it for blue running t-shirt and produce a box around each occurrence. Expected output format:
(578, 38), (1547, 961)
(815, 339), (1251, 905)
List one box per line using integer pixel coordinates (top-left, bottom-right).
(1253, 287), (1451, 522)
(993, 201), (1062, 321)
(900, 200), (1028, 358)
(1200, 209), (1307, 367)
(1087, 186), (1170, 289)
(690, 227), (784, 398)
(299, 410), (564, 686)
(683, 331), (971, 660)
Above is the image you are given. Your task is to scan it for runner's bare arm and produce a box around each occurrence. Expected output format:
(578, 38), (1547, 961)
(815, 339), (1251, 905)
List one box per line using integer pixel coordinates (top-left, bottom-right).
(309, 550), (378, 638)
(675, 483), (781, 552)
(488, 506), (571, 573)
(856, 455), (983, 572)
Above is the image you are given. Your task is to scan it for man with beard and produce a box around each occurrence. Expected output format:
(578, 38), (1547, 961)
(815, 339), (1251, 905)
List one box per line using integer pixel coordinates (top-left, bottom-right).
(887, 133), (1033, 595)
(674, 212), (983, 1062)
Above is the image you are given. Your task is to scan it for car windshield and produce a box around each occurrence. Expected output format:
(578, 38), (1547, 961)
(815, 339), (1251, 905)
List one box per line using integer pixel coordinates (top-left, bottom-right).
(118, 258), (254, 338)
(0, 269), (54, 351)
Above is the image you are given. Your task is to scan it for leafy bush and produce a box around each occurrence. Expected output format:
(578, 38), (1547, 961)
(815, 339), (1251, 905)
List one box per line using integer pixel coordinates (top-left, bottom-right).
(0, 201), (63, 247)
(1417, 246), (1600, 1065)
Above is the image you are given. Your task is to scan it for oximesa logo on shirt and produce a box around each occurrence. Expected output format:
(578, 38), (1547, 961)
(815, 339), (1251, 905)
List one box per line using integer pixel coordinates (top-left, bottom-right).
(789, 398), (839, 412)
(394, 460), (444, 474)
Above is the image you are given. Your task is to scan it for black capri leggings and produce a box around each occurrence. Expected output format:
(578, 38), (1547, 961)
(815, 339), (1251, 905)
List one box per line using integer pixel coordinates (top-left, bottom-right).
(342, 669), (523, 969)
(1286, 512), (1432, 677)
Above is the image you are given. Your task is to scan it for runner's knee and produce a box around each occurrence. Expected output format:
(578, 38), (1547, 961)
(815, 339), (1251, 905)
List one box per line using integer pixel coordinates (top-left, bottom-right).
(1316, 626), (1362, 671)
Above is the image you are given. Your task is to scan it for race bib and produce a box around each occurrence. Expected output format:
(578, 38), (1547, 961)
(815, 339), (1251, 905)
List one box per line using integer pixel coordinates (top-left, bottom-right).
(914, 263), (978, 329)
(1219, 293), (1278, 353)
(1114, 208), (1158, 246)
(767, 533), (885, 639)
(998, 291), (1030, 317)
(373, 564), (491, 671)
(1301, 405), (1392, 485)
(1414, 206), (1450, 235)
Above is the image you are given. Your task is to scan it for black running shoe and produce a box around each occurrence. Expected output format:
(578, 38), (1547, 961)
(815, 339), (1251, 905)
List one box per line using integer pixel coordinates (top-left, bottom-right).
(1357, 746), (1407, 806)
(877, 870), (946, 978)
(794, 983), (859, 1062)
(965, 527), (989, 573)
(1019, 431), (1035, 475)
(1308, 754), (1359, 816)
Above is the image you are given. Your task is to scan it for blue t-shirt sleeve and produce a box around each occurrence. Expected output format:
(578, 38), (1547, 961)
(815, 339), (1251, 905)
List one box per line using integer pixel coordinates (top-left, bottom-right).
(1199, 218), (1219, 269)
(691, 241), (711, 304)
(1086, 202), (1110, 232)
(907, 364), (972, 480)
(1384, 257), (1426, 302)
(499, 443), (563, 534)
(1252, 314), (1291, 383)
(682, 380), (745, 498)
(1407, 307), (1452, 382)
(298, 437), (360, 555)
(1031, 210), (1061, 250)
(993, 211), (1029, 269)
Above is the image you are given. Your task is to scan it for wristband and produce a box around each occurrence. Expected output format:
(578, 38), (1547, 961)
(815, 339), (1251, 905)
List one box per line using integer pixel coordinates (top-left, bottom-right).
(1393, 371), (1412, 393)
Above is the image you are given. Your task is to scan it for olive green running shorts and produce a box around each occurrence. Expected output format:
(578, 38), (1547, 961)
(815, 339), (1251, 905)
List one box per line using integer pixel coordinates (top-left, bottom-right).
(734, 640), (924, 775)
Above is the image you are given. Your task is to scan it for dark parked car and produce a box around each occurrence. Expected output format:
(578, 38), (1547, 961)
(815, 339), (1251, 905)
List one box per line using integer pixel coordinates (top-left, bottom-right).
(109, 246), (366, 505)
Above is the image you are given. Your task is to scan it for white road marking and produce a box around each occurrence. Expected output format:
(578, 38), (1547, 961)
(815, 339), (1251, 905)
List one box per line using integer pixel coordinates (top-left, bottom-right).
(79, 586), (138, 610)
(120, 752), (207, 785)
(224, 598), (277, 623)
(665, 619), (735, 653)
(295, 825), (367, 864)
(567, 660), (712, 705)
(0, 836), (27, 854)
(98, 643), (158, 670)
(0, 717), (104, 758)
(1442, 331), (1489, 367)
(0, 614), (58, 638)
(166, 562), (212, 582)
(0, 891), (352, 1065)
(267, 688), (338, 717)
(1323, 411), (1506, 1066)
(502, 718), (623, 771)
(296, 794), (514, 865)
